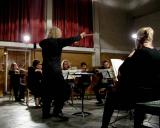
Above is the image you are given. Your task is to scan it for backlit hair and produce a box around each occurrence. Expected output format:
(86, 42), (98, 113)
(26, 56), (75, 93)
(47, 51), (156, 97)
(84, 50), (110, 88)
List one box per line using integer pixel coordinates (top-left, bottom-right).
(80, 62), (87, 67)
(32, 59), (40, 67)
(137, 27), (154, 43)
(48, 26), (62, 38)
(61, 59), (71, 70)
(10, 62), (18, 70)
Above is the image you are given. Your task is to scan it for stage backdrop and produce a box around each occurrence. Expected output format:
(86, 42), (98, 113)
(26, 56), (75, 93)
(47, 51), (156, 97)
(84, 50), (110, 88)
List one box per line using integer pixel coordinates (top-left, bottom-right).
(52, 0), (93, 48)
(0, 0), (45, 44)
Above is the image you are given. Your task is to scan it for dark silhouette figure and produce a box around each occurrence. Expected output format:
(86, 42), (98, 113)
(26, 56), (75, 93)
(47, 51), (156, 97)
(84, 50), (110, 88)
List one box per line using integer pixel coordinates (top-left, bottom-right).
(101, 27), (160, 128)
(39, 26), (87, 120)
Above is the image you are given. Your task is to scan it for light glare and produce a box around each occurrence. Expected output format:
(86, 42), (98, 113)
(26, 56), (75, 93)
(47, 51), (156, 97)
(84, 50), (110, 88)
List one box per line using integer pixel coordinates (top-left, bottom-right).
(131, 33), (137, 39)
(23, 34), (31, 42)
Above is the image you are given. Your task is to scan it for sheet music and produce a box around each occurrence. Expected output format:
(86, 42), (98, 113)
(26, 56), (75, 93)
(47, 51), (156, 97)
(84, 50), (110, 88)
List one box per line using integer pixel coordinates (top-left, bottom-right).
(110, 59), (124, 80)
(62, 69), (81, 79)
(74, 72), (94, 75)
(62, 70), (69, 79)
(96, 69), (115, 79)
(96, 69), (115, 83)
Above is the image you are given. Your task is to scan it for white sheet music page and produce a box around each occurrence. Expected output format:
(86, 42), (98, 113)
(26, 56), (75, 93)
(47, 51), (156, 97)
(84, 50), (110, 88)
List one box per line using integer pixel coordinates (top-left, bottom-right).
(62, 70), (69, 79)
(96, 69), (110, 78)
(96, 69), (115, 83)
(110, 59), (124, 80)
(62, 69), (82, 79)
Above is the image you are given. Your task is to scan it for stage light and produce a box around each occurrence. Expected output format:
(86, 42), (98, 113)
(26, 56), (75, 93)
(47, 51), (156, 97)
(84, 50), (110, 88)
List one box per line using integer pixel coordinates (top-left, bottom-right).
(23, 34), (31, 43)
(131, 33), (137, 48)
(131, 33), (137, 39)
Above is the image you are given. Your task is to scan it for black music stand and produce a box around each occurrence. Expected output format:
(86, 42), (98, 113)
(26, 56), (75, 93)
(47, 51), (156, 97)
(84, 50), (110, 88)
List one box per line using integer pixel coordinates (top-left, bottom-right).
(72, 72), (93, 118)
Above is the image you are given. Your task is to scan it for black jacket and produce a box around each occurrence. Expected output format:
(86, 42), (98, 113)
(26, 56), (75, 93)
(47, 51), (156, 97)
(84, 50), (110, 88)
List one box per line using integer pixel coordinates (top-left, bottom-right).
(39, 36), (81, 75)
(118, 47), (160, 102)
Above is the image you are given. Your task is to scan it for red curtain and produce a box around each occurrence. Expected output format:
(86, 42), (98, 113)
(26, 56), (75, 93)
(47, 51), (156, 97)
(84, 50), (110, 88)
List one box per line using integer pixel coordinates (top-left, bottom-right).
(0, 0), (45, 44)
(53, 0), (93, 48)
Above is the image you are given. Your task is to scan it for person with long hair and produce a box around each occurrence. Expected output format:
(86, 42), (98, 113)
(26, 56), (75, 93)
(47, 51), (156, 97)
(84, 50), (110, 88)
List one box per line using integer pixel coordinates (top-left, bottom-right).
(9, 62), (20, 101)
(61, 59), (71, 70)
(39, 26), (87, 120)
(93, 60), (115, 105)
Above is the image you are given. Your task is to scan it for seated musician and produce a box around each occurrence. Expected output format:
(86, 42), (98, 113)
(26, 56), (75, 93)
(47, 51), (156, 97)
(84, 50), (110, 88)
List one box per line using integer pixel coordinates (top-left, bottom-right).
(61, 59), (76, 101)
(101, 27), (160, 128)
(61, 59), (72, 79)
(74, 62), (92, 96)
(61, 59), (71, 70)
(93, 60), (116, 105)
(27, 60), (43, 108)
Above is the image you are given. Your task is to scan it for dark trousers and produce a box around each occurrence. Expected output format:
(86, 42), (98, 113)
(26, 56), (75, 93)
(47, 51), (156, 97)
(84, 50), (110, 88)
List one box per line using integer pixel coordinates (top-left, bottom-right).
(42, 79), (71, 117)
(101, 91), (135, 128)
(42, 96), (53, 116)
(93, 85), (103, 102)
(19, 84), (26, 99)
(134, 107), (145, 128)
(12, 84), (20, 101)
(42, 91), (70, 117)
(93, 83), (112, 102)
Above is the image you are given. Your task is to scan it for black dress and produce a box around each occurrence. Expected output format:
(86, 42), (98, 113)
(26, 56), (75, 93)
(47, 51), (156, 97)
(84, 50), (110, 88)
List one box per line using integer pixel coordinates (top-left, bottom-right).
(9, 70), (20, 101)
(27, 67), (42, 98)
(39, 35), (81, 117)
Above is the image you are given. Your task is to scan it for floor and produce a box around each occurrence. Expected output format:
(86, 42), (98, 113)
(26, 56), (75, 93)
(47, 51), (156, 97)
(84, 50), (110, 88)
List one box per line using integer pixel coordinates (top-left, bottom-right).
(0, 96), (159, 128)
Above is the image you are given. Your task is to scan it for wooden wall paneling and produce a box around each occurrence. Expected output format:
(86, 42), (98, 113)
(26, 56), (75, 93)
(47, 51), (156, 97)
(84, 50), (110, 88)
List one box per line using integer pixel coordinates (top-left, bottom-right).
(61, 52), (92, 69)
(0, 48), (4, 96)
(8, 51), (30, 69)
(30, 51), (92, 69)
(31, 50), (43, 63)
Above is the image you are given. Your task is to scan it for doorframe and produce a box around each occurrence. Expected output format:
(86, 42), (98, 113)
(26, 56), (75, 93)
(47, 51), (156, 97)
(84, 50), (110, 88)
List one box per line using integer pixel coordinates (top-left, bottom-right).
(4, 48), (31, 94)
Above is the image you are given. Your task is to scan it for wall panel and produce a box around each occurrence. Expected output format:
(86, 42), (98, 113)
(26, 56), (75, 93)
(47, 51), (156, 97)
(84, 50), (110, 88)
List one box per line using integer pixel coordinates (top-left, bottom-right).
(62, 52), (92, 69)
(0, 49), (4, 96)
(34, 50), (93, 69)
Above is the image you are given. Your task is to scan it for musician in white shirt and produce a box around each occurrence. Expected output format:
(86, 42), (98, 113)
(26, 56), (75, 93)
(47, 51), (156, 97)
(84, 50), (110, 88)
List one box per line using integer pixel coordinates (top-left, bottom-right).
(93, 60), (115, 105)
(61, 59), (71, 70)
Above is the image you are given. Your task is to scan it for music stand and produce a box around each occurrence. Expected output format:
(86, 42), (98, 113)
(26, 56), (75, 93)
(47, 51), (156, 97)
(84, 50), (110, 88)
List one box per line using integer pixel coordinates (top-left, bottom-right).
(72, 72), (93, 118)
(62, 69), (81, 106)
(62, 70), (75, 106)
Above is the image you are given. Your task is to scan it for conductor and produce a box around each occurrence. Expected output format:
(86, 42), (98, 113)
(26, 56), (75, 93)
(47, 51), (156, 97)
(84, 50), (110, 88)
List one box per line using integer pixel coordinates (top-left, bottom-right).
(39, 26), (87, 121)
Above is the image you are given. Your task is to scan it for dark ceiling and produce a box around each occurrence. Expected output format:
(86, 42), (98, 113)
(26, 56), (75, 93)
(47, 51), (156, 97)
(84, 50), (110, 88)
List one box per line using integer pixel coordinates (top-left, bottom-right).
(101, 0), (160, 18)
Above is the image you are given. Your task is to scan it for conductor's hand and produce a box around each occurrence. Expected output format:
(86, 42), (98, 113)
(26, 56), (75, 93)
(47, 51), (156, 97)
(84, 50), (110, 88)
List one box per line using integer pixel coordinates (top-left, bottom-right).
(80, 32), (87, 39)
